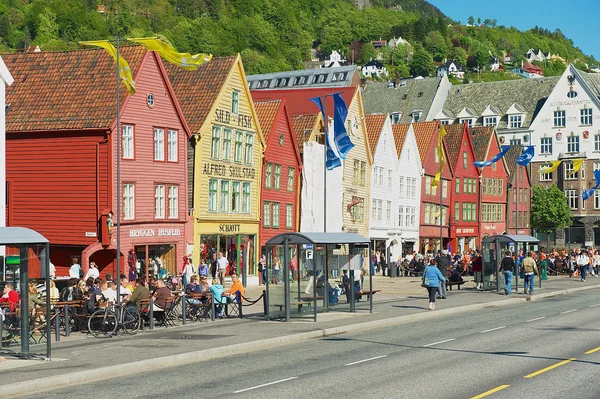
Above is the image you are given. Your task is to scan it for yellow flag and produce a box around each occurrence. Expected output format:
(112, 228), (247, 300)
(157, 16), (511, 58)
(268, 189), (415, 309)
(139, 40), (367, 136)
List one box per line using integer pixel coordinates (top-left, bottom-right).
(127, 37), (212, 70)
(539, 160), (561, 174)
(80, 40), (136, 95)
(568, 159), (584, 176)
(431, 125), (447, 189)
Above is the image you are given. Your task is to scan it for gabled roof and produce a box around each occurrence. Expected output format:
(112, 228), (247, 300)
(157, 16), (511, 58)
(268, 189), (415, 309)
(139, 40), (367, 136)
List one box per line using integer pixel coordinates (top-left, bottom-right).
(469, 126), (495, 162)
(456, 107), (477, 118)
(254, 100), (281, 141)
(362, 77), (444, 124)
(166, 56), (237, 133)
(442, 123), (465, 166)
(441, 59), (464, 70)
(364, 114), (388, 157)
(435, 108), (455, 120)
(504, 145), (521, 176)
(391, 123), (410, 158)
(4, 46), (147, 132)
(364, 59), (384, 68)
(580, 69), (600, 98)
(481, 105), (502, 116)
(291, 114), (321, 148)
(506, 103), (526, 114)
(444, 77), (558, 130)
(412, 121), (440, 164)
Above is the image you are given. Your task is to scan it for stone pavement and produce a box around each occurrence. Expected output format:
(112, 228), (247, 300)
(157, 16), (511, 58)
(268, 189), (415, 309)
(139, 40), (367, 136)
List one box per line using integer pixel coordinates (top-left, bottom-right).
(0, 274), (598, 396)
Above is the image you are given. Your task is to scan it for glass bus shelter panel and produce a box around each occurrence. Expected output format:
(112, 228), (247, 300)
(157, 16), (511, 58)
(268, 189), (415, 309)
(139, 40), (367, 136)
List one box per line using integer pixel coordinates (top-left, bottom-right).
(324, 245), (350, 311)
(354, 248), (371, 311)
(482, 242), (499, 291)
(265, 245), (285, 319)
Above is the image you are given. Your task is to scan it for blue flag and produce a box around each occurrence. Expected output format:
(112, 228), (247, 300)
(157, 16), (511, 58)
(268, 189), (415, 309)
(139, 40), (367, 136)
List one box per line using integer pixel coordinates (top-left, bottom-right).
(309, 96), (342, 170)
(332, 93), (354, 159)
(474, 145), (511, 168)
(582, 170), (600, 201)
(516, 146), (535, 166)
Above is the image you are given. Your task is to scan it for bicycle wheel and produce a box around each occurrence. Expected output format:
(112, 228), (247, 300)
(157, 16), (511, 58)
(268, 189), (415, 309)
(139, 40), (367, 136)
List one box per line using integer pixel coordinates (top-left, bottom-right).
(88, 309), (117, 338)
(121, 306), (141, 335)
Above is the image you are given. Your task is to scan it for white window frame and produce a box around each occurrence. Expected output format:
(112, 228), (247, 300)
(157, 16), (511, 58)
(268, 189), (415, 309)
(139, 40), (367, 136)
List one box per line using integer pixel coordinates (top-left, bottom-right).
(154, 184), (165, 218)
(286, 204), (293, 229)
(539, 164), (553, 181)
(167, 129), (178, 162)
(509, 115), (522, 129)
(220, 180), (230, 212)
(208, 179), (218, 212)
(388, 169), (393, 188)
(483, 116), (497, 127)
(211, 126), (221, 159)
(567, 135), (579, 153)
(553, 110), (566, 128)
(154, 128), (165, 161)
(398, 206), (404, 227)
(123, 183), (135, 220)
(459, 118), (473, 127)
(242, 182), (251, 213)
(122, 125), (134, 159)
(168, 185), (178, 218)
(540, 137), (552, 154)
(595, 135), (600, 152)
(581, 108), (592, 126)
(566, 189), (578, 210)
(595, 190), (600, 210)
(386, 201), (392, 222)
(398, 177), (404, 197)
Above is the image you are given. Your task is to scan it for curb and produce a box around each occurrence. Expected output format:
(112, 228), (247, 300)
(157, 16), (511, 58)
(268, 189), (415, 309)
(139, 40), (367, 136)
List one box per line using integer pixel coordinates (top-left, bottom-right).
(1, 283), (598, 397)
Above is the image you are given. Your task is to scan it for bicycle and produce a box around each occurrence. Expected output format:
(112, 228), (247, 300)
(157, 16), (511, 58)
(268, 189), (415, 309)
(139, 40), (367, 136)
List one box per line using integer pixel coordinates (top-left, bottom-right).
(88, 302), (141, 338)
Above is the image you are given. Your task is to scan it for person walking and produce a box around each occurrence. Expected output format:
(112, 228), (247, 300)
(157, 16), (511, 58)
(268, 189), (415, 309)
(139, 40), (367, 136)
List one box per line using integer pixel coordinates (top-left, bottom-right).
(578, 250), (589, 282)
(435, 251), (450, 299)
(521, 251), (537, 295)
(422, 259), (446, 310)
(472, 251), (483, 290)
(500, 251), (516, 295)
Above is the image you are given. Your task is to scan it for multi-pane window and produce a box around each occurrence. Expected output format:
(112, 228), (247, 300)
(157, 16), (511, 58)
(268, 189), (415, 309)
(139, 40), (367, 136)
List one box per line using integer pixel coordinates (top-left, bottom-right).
(244, 133), (254, 164)
(263, 201), (271, 227)
(399, 177), (405, 197)
(456, 177), (460, 194)
(386, 201), (392, 222)
(388, 169), (392, 188)
(168, 185), (178, 218)
(553, 110), (566, 127)
(564, 162), (577, 180)
(223, 129), (232, 160)
(353, 160), (360, 184)
(211, 126), (220, 159)
(567, 135), (579, 153)
(540, 137), (552, 154)
(360, 161), (366, 186)
(265, 163), (272, 188)
(286, 204), (293, 229)
(371, 199), (377, 222)
(581, 108), (592, 125)
(442, 180), (448, 199)
(463, 152), (468, 169)
(539, 164), (553, 181)
(509, 115), (522, 128)
(167, 130), (178, 162)
(242, 182), (251, 213)
(408, 178), (417, 198)
(234, 131), (244, 162)
(459, 118), (473, 127)
(408, 206), (416, 227)
(231, 182), (241, 212)
(122, 125), (134, 159)
(509, 138), (521, 146)
(154, 128), (165, 161)
(398, 206), (404, 227)
(424, 204), (430, 225)
(231, 91), (240, 114)
(208, 180), (218, 212)
(154, 185), (165, 218)
(377, 200), (383, 222)
(274, 165), (281, 190)
(595, 135), (600, 152)
(566, 189), (578, 210)
(484, 116), (497, 127)
(272, 203), (280, 228)
(594, 190), (600, 209)
(425, 176), (431, 195)
(220, 181), (230, 212)
(287, 168), (295, 191)
(455, 202), (460, 221)
(351, 197), (364, 222)
(123, 183), (134, 220)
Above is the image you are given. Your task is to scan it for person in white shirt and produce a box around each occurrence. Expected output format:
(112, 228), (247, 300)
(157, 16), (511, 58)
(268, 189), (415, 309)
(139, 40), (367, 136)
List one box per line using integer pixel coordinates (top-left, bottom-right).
(49, 260), (56, 279)
(119, 276), (133, 302)
(85, 262), (100, 280)
(69, 258), (81, 278)
(578, 252), (590, 282)
(182, 256), (196, 287)
(217, 252), (229, 285)
(100, 281), (117, 303)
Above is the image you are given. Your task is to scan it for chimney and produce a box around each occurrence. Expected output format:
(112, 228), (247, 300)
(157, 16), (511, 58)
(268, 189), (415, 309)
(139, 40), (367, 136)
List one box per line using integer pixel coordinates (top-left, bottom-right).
(395, 73), (401, 88)
(360, 78), (368, 89)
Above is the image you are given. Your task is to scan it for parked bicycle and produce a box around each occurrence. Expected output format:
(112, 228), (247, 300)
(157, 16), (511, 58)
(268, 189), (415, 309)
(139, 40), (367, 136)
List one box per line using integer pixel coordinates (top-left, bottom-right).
(88, 302), (141, 338)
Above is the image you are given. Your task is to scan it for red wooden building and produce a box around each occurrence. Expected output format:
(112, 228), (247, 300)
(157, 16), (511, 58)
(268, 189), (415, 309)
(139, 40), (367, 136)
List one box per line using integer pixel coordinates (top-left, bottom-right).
(414, 121), (453, 254)
(471, 127), (509, 241)
(444, 123), (480, 254)
(4, 46), (191, 278)
(254, 99), (302, 254)
(505, 146), (532, 235)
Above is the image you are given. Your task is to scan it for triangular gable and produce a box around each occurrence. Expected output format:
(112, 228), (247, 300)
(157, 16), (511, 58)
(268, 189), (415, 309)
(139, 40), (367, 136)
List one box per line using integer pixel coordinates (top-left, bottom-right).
(403, 124), (423, 172)
(254, 100), (282, 141)
(392, 123), (410, 158)
(481, 105), (501, 117)
(272, 99), (302, 168)
(456, 107), (476, 118)
(483, 128), (510, 176)
(570, 64), (600, 111)
(0, 56), (14, 86)
(435, 108), (455, 120)
(364, 114), (388, 158)
(291, 113), (322, 149)
(443, 123), (466, 169)
(350, 88), (374, 166)
(506, 103), (526, 114)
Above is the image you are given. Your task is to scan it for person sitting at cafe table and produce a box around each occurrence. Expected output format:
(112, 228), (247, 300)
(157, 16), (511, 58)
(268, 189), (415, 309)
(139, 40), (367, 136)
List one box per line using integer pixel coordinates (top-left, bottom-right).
(99, 280), (117, 304)
(209, 278), (225, 318)
(151, 279), (172, 311)
(185, 275), (201, 306)
(127, 278), (150, 313)
(119, 275), (132, 302)
(223, 273), (244, 302)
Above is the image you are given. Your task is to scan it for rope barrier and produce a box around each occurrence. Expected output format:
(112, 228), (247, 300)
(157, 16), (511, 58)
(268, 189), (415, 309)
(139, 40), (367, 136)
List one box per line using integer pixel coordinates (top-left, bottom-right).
(240, 293), (264, 306)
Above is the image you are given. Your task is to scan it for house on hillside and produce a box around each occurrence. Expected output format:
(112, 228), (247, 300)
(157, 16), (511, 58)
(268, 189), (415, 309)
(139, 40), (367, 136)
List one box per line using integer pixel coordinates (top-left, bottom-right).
(525, 49), (550, 63)
(388, 36), (410, 48)
(362, 59), (387, 78)
(436, 60), (465, 79)
(370, 40), (387, 49)
(489, 51), (500, 72)
(324, 50), (348, 68)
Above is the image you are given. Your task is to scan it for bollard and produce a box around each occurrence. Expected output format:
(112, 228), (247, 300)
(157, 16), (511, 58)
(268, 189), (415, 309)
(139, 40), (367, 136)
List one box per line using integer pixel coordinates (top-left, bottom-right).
(149, 299), (155, 330)
(63, 304), (70, 336)
(181, 295), (186, 326)
(210, 293), (215, 321)
(54, 312), (60, 342)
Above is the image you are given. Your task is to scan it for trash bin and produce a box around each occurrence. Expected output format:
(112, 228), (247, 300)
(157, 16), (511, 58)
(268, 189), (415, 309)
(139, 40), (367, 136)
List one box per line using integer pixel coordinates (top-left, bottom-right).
(541, 260), (548, 280)
(389, 261), (397, 277)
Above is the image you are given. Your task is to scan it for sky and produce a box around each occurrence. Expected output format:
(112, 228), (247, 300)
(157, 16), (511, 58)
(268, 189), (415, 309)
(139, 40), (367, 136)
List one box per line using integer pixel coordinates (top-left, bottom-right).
(426, 0), (599, 61)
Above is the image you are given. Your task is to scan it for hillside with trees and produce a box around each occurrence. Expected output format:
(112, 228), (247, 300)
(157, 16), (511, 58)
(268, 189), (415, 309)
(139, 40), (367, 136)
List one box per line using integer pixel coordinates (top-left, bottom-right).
(0, 0), (595, 78)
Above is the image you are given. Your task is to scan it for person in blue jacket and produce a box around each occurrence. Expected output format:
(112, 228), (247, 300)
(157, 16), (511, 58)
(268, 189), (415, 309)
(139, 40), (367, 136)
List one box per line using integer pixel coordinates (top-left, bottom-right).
(423, 259), (446, 311)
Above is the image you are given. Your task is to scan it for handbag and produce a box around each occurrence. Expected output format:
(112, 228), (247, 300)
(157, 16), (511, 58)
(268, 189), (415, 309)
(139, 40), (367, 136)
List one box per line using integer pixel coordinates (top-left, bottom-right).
(421, 266), (429, 288)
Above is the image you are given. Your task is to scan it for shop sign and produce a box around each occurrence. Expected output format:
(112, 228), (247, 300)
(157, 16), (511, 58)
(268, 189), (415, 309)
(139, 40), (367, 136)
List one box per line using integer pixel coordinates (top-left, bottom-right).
(214, 108), (253, 129)
(158, 228), (181, 237)
(482, 223), (498, 231)
(456, 228), (475, 235)
(203, 163), (255, 179)
(85, 232), (97, 237)
(129, 228), (181, 238)
(130, 229), (155, 238)
(219, 224), (241, 233)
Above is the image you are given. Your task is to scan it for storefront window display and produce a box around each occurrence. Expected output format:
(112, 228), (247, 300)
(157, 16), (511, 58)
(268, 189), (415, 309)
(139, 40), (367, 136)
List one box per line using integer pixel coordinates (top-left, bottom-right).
(134, 244), (176, 279)
(199, 234), (256, 278)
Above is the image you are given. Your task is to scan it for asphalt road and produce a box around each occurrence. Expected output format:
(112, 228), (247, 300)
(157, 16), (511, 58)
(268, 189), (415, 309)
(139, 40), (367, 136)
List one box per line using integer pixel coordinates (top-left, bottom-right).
(20, 291), (600, 399)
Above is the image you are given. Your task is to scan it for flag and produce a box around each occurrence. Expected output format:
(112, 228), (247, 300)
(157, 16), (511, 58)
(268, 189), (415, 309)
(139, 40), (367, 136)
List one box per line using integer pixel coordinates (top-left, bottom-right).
(127, 37), (212, 70)
(309, 96), (341, 170)
(474, 145), (511, 168)
(516, 146), (535, 166)
(539, 160), (561, 174)
(332, 93), (354, 159)
(582, 170), (600, 201)
(80, 40), (136, 94)
(431, 125), (447, 189)
(568, 159), (584, 176)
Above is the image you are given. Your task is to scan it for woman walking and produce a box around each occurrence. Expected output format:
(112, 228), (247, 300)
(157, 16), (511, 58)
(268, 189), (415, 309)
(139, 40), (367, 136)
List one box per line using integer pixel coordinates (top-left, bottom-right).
(423, 258), (446, 311)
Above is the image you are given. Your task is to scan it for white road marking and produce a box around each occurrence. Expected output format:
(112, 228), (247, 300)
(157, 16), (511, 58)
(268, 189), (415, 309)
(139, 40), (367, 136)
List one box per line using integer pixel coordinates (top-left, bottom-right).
(344, 355), (388, 366)
(233, 377), (298, 393)
(525, 317), (546, 323)
(589, 303), (600, 308)
(422, 338), (455, 347)
(481, 326), (507, 333)
(560, 309), (577, 314)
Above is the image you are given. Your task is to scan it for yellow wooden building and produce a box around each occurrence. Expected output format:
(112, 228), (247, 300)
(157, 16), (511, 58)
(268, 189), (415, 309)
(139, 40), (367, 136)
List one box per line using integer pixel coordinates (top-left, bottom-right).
(167, 55), (265, 277)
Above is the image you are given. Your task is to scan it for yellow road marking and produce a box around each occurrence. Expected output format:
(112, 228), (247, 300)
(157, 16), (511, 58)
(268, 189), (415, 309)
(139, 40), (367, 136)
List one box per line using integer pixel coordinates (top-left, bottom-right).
(585, 346), (600, 354)
(470, 385), (510, 399)
(524, 358), (575, 378)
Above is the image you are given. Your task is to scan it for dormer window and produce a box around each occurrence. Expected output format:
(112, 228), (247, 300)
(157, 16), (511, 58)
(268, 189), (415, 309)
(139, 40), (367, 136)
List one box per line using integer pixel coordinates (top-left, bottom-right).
(411, 111), (422, 123)
(509, 115), (522, 128)
(440, 120), (450, 125)
(483, 116), (497, 127)
(459, 118), (473, 127)
(391, 112), (401, 124)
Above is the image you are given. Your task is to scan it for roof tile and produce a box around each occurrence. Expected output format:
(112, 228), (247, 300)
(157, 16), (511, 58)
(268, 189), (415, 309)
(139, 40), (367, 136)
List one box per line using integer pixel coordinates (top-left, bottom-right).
(391, 123), (410, 158)
(412, 121), (440, 163)
(470, 126), (495, 162)
(442, 123), (464, 167)
(291, 114), (319, 148)
(364, 114), (387, 157)
(254, 100), (281, 141)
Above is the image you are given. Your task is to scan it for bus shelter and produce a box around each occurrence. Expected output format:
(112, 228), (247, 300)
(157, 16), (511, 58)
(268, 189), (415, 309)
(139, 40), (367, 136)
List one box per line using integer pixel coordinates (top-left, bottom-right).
(0, 227), (51, 359)
(264, 232), (371, 322)
(481, 234), (540, 293)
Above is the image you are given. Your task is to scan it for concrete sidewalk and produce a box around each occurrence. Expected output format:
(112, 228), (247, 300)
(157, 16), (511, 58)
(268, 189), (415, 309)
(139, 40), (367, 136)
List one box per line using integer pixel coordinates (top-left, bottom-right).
(0, 275), (598, 397)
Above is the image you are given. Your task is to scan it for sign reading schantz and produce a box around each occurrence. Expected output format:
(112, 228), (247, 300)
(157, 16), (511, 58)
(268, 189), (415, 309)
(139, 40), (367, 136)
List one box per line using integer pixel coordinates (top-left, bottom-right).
(129, 228), (181, 238)
(219, 224), (241, 233)
(202, 163), (255, 179)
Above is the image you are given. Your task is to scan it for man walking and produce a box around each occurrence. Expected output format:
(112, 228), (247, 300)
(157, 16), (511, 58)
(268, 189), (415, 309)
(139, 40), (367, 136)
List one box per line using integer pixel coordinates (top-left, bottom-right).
(578, 250), (589, 282)
(500, 251), (516, 295)
(521, 251), (537, 295)
(435, 251), (450, 299)
(217, 252), (229, 285)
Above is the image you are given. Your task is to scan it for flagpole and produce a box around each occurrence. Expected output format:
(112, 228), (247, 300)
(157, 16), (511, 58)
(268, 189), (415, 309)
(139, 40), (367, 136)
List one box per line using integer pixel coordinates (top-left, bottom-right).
(115, 34), (121, 301)
(323, 99), (327, 234)
(439, 149), (443, 254)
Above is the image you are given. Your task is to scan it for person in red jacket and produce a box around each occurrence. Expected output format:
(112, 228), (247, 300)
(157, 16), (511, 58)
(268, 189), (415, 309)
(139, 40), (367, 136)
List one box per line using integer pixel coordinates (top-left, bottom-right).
(1, 283), (20, 312)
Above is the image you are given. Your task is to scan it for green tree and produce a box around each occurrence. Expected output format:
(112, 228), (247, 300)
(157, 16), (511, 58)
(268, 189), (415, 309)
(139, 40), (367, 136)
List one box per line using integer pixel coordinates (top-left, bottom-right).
(467, 15), (474, 25)
(424, 30), (447, 61)
(449, 46), (467, 67)
(531, 185), (571, 251)
(409, 44), (435, 77)
(359, 43), (377, 64)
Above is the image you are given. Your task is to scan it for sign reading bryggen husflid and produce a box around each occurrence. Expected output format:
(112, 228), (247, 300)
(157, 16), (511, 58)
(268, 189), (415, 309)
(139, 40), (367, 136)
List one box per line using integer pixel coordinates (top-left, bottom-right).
(167, 55), (265, 280)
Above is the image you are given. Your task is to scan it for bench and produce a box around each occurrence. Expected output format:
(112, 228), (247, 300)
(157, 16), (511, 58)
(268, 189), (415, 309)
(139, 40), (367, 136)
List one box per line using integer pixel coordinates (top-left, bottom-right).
(446, 280), (467, 290)
(355, 289), (381, 299)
